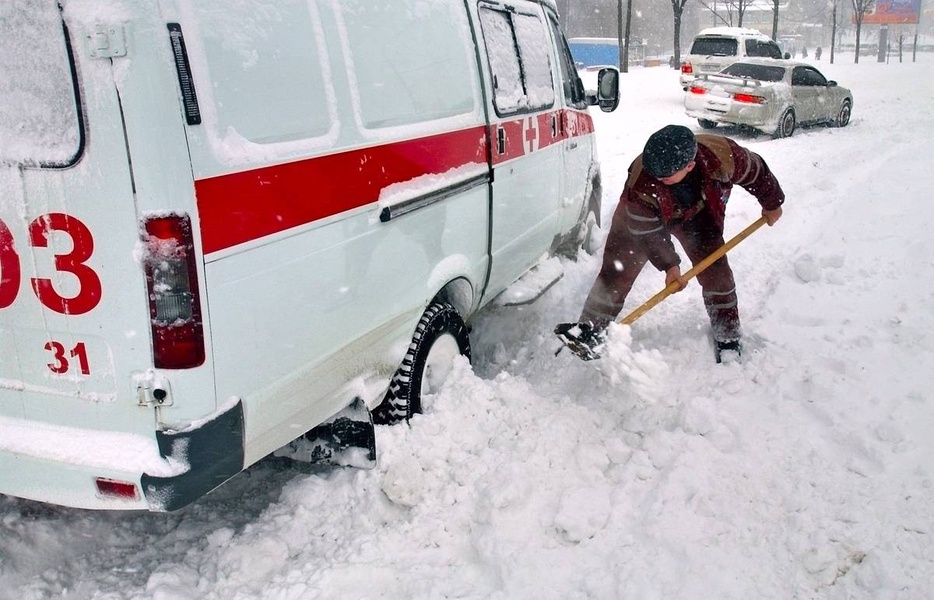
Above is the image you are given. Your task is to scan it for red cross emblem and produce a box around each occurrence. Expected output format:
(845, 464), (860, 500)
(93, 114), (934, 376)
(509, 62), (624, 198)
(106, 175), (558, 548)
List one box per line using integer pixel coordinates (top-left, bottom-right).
(523, 116), (538, 154)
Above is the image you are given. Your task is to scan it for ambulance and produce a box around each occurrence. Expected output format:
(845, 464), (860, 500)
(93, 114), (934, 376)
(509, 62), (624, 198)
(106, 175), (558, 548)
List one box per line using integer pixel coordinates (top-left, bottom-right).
(0, 0), (619, 511)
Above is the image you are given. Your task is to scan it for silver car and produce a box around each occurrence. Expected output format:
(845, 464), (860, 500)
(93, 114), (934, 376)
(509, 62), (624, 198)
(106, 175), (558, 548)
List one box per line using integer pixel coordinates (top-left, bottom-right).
(683, 58), (854, 138)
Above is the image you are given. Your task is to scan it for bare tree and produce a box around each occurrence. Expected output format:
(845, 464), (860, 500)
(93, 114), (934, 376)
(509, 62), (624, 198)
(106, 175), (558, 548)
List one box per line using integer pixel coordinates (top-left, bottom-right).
(830, 0), (838, 63)
(619, 0), (634, 73)
(851, 0), (875, 63)
(772, 0), (781, 40)
(696, 2), (734, 27)
(671, 0), (691, 66)
(735, 0), (751, 27)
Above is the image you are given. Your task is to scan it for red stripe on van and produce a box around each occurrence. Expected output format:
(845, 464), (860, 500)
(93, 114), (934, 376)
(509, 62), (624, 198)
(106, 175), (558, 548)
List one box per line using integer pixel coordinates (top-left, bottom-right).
(195, 110), (594, 254)
(195, 126), (489, 254)
(491, 109), (594, 164)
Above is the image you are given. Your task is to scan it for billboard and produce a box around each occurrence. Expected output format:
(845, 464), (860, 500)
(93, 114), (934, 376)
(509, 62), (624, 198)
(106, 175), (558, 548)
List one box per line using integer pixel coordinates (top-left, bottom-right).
(861, 0), (921, 24)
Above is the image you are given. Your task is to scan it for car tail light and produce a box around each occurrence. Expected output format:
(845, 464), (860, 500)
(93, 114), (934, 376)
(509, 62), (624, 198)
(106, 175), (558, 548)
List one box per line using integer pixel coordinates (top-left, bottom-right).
(681, 62), (693, 75)
(733, 92), (765, 104)
(95, 477), (139, 500)
(689, 86), (706, 95)
(143, 214), (205, 369)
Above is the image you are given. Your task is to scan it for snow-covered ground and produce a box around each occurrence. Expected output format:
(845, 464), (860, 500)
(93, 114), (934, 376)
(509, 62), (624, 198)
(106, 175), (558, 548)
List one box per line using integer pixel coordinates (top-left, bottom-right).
(2, 53), (933, 599)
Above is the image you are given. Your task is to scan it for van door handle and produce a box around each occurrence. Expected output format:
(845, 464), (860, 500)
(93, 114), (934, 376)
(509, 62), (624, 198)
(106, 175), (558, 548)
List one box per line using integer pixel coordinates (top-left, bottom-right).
(497, 127), (506, 155)
(568, 141), (578, 150)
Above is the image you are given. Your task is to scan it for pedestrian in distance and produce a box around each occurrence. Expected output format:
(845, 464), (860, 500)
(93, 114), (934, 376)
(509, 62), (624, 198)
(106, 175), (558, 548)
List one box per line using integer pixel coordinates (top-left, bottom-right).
(576, 125), (785, 362)
(815, 46), (823, 60)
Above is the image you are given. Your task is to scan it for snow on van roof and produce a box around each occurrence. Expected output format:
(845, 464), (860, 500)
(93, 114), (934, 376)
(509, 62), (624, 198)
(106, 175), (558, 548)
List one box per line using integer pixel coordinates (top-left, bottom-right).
(696, 26), (770, 38)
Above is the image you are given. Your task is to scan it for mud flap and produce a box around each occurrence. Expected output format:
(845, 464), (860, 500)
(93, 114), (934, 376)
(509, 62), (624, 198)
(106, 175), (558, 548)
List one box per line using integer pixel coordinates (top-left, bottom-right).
(142, 400), (245, 512)
(273, 398), (376, 469)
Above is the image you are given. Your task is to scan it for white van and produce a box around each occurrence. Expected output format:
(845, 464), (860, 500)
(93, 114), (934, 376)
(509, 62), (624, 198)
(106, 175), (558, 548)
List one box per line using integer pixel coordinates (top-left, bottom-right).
(679, 26), (785, 89)
(0, 0), (619, 511)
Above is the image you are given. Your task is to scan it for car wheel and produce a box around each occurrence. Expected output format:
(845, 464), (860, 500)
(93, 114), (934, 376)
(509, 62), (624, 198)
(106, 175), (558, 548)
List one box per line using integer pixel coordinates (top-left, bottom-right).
(835, 100), (852, 127)
(372, 301), (471, 424)
(774, 109), (796, 139)
(698, 118), (718, 130)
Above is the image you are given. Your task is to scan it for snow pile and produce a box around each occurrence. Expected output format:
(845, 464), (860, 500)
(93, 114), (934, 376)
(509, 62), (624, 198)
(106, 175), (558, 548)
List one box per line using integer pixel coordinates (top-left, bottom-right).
(2, 55), (933, 600)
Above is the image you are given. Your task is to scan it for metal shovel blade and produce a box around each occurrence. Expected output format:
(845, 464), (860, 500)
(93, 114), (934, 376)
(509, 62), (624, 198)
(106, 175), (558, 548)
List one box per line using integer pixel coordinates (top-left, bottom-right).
(554, 322), (606, 361)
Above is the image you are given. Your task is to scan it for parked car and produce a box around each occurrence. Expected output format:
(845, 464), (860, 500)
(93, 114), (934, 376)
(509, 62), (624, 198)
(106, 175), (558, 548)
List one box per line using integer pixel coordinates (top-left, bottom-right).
(684, 58), (854, 138)
(679, 27), (785, 89)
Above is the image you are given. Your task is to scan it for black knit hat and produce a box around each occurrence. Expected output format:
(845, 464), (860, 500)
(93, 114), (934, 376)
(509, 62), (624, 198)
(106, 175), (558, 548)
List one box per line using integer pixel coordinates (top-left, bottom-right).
(642, 125), (697, 178)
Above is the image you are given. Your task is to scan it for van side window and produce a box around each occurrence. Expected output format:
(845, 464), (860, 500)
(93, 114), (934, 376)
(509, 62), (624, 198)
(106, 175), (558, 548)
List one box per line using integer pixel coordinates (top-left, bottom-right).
(338, 0), (476, 129)
(0, 2), (82, 167)
(746, 39), (782, 59)
(191, 0), (332, 144)
(479, 6), (555, 115)
(548, 16), (586, 109)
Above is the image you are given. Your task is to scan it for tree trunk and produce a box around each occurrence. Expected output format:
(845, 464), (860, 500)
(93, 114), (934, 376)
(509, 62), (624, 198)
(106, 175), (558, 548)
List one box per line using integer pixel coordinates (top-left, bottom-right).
(771, 0), (779, 41)
(672, 1), (684, 66)
(830, 1), (837, 64)
(624, 0), (633, 71)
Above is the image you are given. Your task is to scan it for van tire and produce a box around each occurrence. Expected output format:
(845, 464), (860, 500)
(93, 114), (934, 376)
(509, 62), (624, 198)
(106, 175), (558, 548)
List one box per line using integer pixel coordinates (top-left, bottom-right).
(372, 302), (471, 425)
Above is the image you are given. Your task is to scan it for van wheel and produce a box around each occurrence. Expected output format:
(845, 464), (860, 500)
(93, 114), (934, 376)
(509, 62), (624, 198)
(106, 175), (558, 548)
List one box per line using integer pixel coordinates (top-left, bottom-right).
(698, 118), (718, 130)
(835, 100), (851, 127)
(774, 109), (796, 138)
(372, 302), (471, 425)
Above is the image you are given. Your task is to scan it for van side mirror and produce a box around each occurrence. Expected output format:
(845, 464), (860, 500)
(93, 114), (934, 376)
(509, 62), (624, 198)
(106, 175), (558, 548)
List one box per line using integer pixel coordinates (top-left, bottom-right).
(587, 67), (620, 112)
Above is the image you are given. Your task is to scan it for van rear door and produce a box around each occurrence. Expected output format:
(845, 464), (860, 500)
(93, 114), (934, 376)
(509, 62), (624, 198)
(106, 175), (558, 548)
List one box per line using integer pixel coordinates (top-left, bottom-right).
(0, 5), (154, 436)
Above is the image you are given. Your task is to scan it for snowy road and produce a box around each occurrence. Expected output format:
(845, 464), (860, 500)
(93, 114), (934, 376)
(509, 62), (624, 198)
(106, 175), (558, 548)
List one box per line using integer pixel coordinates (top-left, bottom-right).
(2, 56), (933, 599)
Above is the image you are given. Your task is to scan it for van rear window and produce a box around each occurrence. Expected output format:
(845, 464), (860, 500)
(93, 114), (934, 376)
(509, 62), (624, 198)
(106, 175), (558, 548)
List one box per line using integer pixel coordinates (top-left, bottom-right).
(0, 2), (82, 167)
(690, 37), (737, 57)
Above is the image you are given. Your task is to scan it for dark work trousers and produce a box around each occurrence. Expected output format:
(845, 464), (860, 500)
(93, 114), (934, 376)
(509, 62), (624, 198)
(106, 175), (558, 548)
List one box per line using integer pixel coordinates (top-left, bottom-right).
(581, 208), (741, 341)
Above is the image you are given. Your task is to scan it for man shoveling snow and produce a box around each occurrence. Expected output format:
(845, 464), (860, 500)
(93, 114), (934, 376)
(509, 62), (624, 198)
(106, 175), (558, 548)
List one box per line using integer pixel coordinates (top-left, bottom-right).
(559, 125), (785, 363)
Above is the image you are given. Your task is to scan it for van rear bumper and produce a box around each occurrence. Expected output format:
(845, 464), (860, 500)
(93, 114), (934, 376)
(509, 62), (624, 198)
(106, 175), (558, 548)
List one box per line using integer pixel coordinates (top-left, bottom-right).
(0, 401), (244, 512)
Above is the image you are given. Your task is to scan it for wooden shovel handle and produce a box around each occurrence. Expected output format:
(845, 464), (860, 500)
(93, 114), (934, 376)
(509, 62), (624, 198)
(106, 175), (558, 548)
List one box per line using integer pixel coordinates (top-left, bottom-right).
(619, 216), (768, 326)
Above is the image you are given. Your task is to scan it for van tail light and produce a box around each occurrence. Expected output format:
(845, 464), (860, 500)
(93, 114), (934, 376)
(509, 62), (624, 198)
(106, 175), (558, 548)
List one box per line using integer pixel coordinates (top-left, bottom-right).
(143, 214), (205, 369)
(733, 92), (765, 104)
(689, 86), (706, 95)
(681, 62), (693, 75)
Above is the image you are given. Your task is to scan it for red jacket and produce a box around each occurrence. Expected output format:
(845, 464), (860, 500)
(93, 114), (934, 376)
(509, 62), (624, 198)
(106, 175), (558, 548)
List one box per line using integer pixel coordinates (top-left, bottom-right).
(622, 134), (784, 271)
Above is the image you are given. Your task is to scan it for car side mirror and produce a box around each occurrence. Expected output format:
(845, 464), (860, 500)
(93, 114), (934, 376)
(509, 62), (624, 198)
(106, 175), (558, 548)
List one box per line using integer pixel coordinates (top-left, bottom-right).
(784, 52), (791, 59)
(827, 80), (837, 87)
(586, 67), (620, 112)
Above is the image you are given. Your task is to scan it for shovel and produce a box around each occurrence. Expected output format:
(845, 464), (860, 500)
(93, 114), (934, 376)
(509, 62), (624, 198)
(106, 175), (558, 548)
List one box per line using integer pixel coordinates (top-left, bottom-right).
(555, 216), (768, 360)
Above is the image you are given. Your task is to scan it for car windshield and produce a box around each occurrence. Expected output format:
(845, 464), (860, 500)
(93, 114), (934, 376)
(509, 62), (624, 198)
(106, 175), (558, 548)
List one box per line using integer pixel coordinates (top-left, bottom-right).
(690, 37), (737, 57)
(722, 63), (786, 82)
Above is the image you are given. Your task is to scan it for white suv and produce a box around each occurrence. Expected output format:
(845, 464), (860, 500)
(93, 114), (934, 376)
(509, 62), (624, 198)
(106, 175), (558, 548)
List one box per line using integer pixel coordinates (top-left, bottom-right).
(680, 27), (785, 89)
